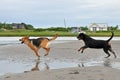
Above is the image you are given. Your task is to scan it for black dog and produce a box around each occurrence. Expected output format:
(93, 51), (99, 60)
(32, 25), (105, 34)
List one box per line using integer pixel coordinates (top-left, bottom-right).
(77, 32), (116, 58)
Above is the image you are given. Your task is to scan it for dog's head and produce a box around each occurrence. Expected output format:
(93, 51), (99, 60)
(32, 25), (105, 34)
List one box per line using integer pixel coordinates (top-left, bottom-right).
(19, 36), (29, 44)
(77, 33), (85, 40)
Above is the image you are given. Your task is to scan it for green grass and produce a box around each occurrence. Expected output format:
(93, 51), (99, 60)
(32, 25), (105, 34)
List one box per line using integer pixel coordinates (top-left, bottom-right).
(0, 30), (120, 37)
(0, 30), (78, 36)
(87, 31), (120, 36)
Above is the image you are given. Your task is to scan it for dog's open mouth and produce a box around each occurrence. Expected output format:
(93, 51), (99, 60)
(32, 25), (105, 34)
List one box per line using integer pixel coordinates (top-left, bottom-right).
(77, 37), (80, 40)
(21, 41), (24, 44)
(19, 39), (24, 44)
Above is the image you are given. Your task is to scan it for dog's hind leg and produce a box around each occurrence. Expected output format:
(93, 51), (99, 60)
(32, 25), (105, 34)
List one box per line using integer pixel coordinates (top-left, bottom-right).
(103, 48), (111, 58)
(44, 48), (50, 56)
(108, 48), (117, 58)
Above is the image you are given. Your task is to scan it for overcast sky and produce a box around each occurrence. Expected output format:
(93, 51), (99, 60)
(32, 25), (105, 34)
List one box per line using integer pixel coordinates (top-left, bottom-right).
(0, 0), (120, 28)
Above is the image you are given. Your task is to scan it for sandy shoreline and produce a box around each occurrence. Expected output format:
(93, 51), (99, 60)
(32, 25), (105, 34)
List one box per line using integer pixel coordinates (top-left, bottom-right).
(0, 40), (120, 80)
(1, 66), (120, 80)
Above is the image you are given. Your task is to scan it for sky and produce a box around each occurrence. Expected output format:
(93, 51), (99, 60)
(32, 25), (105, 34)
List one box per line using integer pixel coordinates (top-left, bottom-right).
(0, 0), (120, 28)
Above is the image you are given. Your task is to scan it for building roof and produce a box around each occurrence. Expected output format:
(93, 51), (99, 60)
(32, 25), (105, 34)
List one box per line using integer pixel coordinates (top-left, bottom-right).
(90, 23), (108, 28)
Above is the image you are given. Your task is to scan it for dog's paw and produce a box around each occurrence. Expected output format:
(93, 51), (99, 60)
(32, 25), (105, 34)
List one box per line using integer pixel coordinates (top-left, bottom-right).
(78, 49), (80, 52)
(44, 53), (48, 56)
(81, 51), (84, 53)
(37, 57), (40, 60)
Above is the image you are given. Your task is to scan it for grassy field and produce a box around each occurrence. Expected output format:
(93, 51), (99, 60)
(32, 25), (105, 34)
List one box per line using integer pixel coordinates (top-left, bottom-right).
(0, 30), (78, 36)
(0, 30), (120, 37)
(87, 31), (120, 37)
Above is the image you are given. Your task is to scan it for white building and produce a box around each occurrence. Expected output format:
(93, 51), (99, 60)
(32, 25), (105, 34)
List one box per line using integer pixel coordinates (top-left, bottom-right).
(89, 23), (108, 31)
(71, 27), (81, 33)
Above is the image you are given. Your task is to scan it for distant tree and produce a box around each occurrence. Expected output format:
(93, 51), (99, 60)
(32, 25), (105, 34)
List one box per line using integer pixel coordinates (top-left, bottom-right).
(0, 23), (3, 29)
(0, 22), (34, 30)
(4, 24), (13, 29)
(109, 25), (118, 30)
(34, 28), (46, 31)
(34, 27), (71, 32)
(80, 26), (88, 31)
(47, 27), (69, 32)
(25, 24), (34, 29)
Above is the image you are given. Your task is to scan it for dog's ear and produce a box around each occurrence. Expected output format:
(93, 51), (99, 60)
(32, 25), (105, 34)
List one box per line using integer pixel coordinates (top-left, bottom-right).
(55, 34), (58, 36)
(25, 36), (29, 39)
(79, 33), (85, 39)
(79, 33), (84, 36)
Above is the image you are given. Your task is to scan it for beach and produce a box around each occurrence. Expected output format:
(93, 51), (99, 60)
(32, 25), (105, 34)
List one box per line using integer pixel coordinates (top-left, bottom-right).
(0, 40), (120, 80)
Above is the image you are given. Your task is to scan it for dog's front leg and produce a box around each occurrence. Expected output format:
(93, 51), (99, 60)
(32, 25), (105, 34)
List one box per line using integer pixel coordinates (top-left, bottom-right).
(78, 47), (82, 52)
(78, 46), (88, 53)
(33, 49), (40, 60)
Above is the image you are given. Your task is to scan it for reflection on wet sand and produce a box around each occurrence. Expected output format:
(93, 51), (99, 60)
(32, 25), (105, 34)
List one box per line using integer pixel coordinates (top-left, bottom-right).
(24, 61), (49, 73)
(0, 58), (120, 75)
(31, 61), (40, 71)
(77, 58), (117, 69)
(78, 63), (84, 67)
(103, 59), (111, 67)
(37, 58), (117, 70)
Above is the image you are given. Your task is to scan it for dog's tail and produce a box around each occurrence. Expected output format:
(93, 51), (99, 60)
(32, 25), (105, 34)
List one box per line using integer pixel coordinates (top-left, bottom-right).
(107, 32), (114, 42)
(49, 34), (58, 41)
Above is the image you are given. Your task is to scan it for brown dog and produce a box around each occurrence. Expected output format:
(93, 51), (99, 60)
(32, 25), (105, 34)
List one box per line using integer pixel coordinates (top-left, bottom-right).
(19, 34), (58, 60)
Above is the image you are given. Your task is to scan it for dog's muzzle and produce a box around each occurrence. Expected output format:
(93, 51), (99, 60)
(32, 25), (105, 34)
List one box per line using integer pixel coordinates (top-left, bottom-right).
(77, 37), (80, 40)
(19, 39), (24, 44)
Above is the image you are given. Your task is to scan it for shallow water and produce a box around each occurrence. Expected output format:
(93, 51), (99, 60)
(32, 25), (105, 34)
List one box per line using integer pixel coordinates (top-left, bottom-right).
(0, 58), (120, 76)
(0, 59), (77, 75)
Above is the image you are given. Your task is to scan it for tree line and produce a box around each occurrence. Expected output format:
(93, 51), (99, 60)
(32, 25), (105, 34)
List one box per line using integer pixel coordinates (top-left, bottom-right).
(0, 22), (34, 30)
(0, 22), (119, 31)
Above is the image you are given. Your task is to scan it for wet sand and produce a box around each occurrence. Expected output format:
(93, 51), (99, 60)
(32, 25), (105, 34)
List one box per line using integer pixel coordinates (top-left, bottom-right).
(0, 40), (120, 80)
